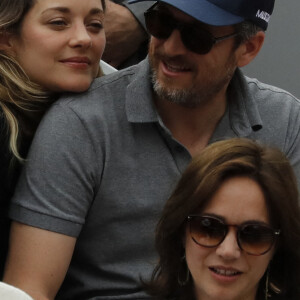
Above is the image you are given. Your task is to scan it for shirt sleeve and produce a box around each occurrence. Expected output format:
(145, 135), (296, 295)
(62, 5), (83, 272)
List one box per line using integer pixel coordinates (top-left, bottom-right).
(284, 102), (300, 193)
(9, 101), (100, 237)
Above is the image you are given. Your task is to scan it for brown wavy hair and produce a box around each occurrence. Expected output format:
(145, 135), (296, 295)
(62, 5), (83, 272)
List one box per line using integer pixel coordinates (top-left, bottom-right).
(145, 138), (300, 300)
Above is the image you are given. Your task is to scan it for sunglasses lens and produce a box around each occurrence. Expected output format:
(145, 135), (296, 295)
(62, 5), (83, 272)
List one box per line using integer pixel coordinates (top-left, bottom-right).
(189, 216), (278, 255)
(190, 216), (226, 247)
(145, 9), (214, 55)
(182, 26), (214, 54)
(145, 10), (173, 40)
(239, 224), (275, 255)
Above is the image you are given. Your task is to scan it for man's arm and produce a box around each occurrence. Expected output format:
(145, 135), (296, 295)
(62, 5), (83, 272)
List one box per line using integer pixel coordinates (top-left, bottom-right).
(4, 222), (76, 300)
(102, 1), (154, 68)
(3, 101), (99, 300)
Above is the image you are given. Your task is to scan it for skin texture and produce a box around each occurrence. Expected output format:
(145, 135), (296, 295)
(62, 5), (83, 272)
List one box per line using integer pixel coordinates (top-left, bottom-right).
(8, 0), (106, 92)
(4, 223), (76, 300)
(185, 177), (274, 300)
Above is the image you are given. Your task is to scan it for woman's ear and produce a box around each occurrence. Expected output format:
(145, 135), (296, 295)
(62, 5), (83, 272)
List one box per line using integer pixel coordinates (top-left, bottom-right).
(0, 32), (15, 53)
(236, 31), (265, 68)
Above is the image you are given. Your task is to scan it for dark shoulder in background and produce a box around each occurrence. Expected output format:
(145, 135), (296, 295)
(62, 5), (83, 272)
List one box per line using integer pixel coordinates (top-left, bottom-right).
(0, 106), (23, 279)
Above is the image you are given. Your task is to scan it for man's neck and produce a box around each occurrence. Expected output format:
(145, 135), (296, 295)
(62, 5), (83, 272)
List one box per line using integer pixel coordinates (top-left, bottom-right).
(154, 92), (227, 156)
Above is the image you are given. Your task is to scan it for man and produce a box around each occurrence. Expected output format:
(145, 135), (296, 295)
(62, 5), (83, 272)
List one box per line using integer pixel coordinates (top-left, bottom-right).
(104, 1), (155, 68)
(4, 0), (300, 299)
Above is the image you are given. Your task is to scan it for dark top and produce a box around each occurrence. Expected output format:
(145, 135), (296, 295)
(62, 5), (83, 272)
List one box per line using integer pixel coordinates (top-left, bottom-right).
(0, 106), (31, 279)
(0, 107), (13, 278)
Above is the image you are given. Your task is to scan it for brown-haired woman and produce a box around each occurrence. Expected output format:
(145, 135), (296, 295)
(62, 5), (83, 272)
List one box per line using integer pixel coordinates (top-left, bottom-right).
(145, 138), (300, 300)
(0, 0), (106, 277)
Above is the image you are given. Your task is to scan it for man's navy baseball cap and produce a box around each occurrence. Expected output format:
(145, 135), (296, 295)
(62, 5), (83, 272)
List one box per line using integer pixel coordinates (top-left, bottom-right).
(128, 0), (275, 30)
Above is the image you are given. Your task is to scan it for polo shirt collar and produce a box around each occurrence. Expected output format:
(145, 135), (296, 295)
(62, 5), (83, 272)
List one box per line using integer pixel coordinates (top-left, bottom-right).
(227, 68), (263, 136)
(125, 59), (263, 136)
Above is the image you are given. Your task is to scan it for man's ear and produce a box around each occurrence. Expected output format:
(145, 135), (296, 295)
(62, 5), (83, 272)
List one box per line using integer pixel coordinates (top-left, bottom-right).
(236, 31), (265, 68)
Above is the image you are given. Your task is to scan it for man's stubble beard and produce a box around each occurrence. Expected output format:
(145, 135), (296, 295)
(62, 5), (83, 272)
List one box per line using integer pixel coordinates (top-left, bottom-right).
(149, 53), (237, 108)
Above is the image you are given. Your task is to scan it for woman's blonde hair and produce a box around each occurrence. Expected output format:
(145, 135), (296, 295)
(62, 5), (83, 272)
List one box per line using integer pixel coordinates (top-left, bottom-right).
(0, 53), (50, 160)
(0, 0), (51, 160)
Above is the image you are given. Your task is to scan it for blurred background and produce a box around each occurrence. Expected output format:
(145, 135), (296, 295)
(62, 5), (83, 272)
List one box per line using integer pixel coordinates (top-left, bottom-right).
(243, 0), (300, 98)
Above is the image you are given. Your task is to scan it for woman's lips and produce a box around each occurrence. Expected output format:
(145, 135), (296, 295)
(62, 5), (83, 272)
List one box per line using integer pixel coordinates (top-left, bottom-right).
(209, 266), (243, 283)
(60, 57), (91, 69)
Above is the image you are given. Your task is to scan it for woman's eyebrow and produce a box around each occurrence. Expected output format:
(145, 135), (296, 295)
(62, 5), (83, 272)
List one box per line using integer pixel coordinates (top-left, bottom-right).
(89, 8), (104, 16)
(42, 7), (104, 16)
(41, 7), (70, 15)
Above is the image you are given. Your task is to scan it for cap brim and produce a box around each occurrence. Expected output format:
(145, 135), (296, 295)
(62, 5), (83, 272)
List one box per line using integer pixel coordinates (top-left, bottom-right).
(129, 0), (244, 26)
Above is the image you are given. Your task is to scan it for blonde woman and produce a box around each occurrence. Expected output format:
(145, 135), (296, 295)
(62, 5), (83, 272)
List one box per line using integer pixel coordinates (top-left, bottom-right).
(0, 0), (106, 277)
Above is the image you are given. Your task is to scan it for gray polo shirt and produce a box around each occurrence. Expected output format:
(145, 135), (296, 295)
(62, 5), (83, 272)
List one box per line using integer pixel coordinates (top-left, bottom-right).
(10, 58), (300, 299)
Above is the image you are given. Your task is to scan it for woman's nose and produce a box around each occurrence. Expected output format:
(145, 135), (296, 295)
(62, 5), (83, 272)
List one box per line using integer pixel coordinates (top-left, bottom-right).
(69, 24), (92, 49)
(215, 229), (241, 260)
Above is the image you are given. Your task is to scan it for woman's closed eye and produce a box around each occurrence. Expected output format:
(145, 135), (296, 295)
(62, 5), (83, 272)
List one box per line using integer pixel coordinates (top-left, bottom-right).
(48, 19), (68, 29)
(86, 20), (104, 33)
